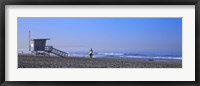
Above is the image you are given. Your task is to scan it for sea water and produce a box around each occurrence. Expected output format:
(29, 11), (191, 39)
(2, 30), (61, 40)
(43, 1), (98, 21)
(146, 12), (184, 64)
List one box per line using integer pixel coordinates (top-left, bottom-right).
(67, 51), (182, 60)
(18, 49), (182, 60)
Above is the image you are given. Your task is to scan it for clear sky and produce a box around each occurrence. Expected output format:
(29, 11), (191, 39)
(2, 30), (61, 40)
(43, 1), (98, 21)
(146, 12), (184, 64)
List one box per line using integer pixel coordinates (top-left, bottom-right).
(18, 17), (182, 55)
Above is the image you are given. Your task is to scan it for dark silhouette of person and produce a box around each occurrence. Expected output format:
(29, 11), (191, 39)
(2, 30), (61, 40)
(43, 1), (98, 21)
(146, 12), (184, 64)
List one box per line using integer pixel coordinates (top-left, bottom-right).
(89, 48), (93, 58)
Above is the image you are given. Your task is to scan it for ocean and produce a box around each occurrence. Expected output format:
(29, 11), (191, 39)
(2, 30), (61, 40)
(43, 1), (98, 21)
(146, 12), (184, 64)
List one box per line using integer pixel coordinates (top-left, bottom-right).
(18, 50), (182, 60)
(68, 51), (182, 60)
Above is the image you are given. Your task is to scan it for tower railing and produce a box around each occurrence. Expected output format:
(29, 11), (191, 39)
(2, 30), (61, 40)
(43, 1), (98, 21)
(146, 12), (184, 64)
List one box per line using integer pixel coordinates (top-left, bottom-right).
(45, 46), (68, 57)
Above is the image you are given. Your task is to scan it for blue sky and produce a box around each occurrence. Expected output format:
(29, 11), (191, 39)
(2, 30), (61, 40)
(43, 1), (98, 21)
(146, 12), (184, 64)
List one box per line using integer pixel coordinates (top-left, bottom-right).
(18, 17), (182, 55)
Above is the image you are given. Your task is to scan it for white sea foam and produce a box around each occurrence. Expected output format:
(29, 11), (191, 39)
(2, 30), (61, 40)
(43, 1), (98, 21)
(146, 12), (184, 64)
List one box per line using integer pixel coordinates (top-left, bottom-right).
(97, 52), (124, 56)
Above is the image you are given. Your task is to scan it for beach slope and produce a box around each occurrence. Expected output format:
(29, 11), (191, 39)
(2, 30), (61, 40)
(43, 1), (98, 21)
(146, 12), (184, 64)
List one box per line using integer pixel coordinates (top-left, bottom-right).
(18, 55), (182, 68)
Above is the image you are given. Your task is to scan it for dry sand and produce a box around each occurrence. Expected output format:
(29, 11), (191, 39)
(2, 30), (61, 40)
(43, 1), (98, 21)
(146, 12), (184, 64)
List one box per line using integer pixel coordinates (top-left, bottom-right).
(18, 54), (182, 68)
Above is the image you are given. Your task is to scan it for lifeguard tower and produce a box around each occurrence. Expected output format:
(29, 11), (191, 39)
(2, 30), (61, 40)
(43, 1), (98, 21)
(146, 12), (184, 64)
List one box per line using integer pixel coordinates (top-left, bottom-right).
(31, 38), (68, 57)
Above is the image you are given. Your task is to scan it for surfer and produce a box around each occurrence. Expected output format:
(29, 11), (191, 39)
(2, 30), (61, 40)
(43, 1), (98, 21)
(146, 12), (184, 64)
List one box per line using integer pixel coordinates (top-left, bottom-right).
(89, 48), (93, 58)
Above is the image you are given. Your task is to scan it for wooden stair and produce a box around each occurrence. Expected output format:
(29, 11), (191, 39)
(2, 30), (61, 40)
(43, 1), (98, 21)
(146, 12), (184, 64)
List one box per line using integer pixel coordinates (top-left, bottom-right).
(45, 46), (68, 57)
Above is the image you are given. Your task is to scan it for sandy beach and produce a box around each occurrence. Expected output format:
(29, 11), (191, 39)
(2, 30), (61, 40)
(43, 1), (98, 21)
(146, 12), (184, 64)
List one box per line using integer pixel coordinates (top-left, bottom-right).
(18, 54), (182, 68)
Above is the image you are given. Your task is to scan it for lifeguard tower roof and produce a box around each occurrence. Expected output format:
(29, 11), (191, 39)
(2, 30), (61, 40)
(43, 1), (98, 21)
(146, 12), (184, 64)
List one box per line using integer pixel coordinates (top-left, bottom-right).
(32, 38), (50, 41)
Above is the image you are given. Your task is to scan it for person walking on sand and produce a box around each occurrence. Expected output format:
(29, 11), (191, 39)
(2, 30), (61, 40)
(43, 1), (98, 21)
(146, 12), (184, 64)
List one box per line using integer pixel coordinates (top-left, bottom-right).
(89, 48), (93, 58)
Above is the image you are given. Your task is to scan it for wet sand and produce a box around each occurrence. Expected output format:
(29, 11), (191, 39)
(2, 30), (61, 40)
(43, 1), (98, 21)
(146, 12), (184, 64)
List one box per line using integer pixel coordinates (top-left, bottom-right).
(18, 54), (182, 68)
